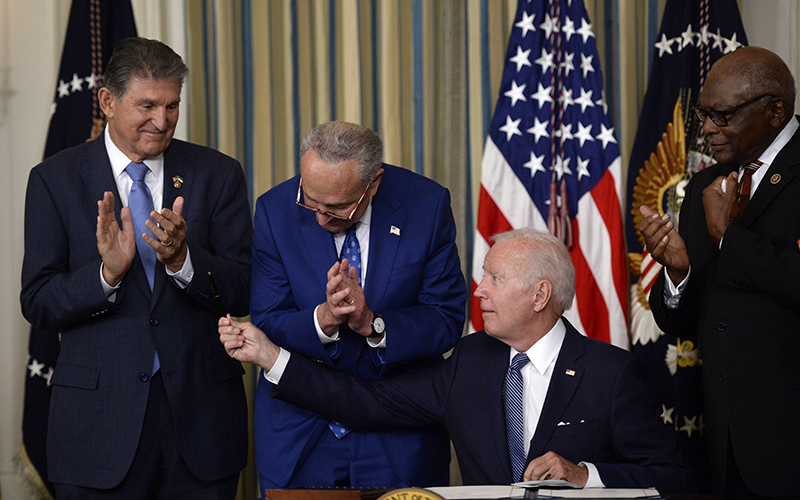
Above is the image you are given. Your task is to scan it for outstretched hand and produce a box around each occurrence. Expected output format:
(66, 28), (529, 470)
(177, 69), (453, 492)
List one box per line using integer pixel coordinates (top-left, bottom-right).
(218, 315), (281, 370)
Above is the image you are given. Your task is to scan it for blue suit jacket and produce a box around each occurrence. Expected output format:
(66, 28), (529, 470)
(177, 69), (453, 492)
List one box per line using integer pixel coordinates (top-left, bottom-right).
(273, 319), (696, 494)
(250, 164), (467, 486)
(20, 136), (252, 488)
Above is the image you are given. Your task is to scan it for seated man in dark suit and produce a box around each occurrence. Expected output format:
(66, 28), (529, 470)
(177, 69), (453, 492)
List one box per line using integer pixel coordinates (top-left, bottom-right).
(220, 228), (695, 493)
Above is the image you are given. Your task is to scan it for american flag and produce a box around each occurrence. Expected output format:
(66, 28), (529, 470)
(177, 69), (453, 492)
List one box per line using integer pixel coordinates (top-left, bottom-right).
(471, 0), (627, 348)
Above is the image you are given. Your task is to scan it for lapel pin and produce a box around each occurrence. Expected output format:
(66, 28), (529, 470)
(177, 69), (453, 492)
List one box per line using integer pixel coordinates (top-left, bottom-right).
(565, 369), (576, 376)
(771, 173), (781, 184)
(390, 225), (400, 236)
(173, 175), (184, 188)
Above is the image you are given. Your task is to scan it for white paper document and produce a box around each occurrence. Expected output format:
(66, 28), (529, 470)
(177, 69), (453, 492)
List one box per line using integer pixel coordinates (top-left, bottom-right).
(426, 485), (661, 499)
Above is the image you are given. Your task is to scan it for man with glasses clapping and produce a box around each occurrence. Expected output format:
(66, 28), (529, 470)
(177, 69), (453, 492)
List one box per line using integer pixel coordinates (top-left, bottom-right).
(639, 47), (800, 499)
(249, 121), (467, 491)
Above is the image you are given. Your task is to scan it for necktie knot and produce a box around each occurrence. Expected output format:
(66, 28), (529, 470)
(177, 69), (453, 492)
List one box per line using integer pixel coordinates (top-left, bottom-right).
(736, 161), (763, 222)
(126, 161), (149, 182)
(509, 353), (530, 372)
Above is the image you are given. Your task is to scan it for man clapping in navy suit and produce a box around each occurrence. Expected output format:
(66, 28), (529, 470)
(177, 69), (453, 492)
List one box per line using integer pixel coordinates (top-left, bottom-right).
(21, 38), (251, 499)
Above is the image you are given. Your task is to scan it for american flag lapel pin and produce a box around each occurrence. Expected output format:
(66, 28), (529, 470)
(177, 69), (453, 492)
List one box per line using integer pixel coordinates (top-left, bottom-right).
(172, 175), (184, 188)
(565, 369), (576, 376)
(390, 225), (400, 236)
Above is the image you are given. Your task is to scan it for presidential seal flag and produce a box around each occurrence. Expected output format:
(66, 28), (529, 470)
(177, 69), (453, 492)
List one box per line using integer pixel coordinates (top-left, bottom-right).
(471, 0), (627, 348)
(625, 0), (747, 491)
(15, 1), (136, 497)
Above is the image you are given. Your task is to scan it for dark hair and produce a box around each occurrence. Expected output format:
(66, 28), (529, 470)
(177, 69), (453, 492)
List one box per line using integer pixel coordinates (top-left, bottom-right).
(103, 37), (189, 98)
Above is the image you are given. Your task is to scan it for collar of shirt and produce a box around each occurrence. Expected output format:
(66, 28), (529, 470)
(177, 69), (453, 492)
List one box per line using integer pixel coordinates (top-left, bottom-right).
(333, 203), (372, 284)
(749, 116), (799, 195)
(509, 318), (566, 374)
(104, 126), (165, 210)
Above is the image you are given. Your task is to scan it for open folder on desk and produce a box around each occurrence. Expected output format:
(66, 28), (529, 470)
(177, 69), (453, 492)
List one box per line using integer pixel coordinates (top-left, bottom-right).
(426, 485), (661, 499)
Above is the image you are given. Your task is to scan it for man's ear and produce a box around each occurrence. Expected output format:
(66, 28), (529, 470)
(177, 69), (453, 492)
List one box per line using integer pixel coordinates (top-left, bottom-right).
(532, 280), (552, 313)
(368, 168), (385, 196)
(98, 87), (115, 119)
(769, 97), (788, 129)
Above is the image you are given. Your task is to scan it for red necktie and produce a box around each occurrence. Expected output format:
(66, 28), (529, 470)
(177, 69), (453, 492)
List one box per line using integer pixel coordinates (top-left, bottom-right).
(736, 161), (762, 222)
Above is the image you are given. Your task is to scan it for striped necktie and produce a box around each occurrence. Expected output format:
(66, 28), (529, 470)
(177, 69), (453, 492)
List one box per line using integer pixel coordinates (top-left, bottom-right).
(505, 352), (530, 482)
(736, 161), (762, 222)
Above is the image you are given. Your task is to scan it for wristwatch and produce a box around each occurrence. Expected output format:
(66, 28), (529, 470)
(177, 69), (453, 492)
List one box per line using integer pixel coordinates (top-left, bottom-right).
(368, 312), (385, 339)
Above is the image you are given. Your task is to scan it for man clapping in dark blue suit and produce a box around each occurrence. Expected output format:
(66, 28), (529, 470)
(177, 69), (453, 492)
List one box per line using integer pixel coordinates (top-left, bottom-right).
(21, 38), (251, 499)
(222, 228), (695, 494)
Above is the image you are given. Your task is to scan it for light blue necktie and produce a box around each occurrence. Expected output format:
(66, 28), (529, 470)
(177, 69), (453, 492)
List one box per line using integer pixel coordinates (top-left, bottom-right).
(126, 162), (160, 374)
(328, 224), (362, 439)
(505, 352), (530, 482)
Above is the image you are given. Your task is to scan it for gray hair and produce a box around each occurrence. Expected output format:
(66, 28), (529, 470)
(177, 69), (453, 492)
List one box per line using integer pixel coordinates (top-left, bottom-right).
(300, 122), (384, 184)
(490, 228), (575, 313)
(103, 37), (189, 99)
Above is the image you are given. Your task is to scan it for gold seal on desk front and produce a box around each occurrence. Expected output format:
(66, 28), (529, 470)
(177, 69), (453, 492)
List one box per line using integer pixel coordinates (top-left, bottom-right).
(377, 487), (445, 500)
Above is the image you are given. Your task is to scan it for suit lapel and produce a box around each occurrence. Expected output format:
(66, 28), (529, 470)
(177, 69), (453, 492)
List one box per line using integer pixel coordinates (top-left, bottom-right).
(740, 125), (800, 226)
(483, 336), (514, 483)
(527, 320), (585, 461)
(363, 181), (403, 309)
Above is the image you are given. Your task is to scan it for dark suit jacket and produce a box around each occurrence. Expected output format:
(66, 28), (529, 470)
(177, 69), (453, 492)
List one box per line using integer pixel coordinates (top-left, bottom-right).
(250, 164), (467, 486)
(651, 121), (800, 497)
(20, 135), (252, 489)
(273, 319), (695, 494)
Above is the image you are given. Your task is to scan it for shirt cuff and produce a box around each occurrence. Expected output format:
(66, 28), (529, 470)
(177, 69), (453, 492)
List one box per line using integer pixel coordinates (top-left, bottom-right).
(313, 304), (340, 345)
(579, 462), (605, 488)
(263, 347), (291, 384)
(100, 263), (121, 300)
(663, 266), (690, 309)
(366, 332), (387, 349)
(166, 246), (193, 289)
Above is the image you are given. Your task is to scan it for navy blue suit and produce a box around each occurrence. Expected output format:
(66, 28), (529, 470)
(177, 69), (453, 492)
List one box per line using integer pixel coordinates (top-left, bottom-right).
(250, 164), (467, 486)
(21, 136), (251, 489)
(273, 319), (695, 494)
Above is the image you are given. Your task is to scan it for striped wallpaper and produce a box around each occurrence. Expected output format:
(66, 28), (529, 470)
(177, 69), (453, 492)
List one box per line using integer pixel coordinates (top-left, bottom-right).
(182, 0), (662, 283)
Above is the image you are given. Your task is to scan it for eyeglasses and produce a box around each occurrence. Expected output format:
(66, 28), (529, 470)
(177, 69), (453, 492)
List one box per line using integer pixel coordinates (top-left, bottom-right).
(296, 177), (372, 221)
(694, 93), (776, 127)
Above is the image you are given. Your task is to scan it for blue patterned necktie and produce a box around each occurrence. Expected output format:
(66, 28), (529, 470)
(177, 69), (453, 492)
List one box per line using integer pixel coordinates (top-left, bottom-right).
(340, 224), (362, 286)
(505, 352), (530, 482)
(328, 224), (362, 439)
(126, 162), (160, 373)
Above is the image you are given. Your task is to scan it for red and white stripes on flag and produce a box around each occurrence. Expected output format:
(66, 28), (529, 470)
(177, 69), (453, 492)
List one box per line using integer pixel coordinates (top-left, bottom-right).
(470, 0), (628, 348)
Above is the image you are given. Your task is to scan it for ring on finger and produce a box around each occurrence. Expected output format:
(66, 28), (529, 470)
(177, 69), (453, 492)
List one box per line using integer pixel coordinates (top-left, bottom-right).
(163, 238), (174, 247)
(346, 296), (355, 305)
